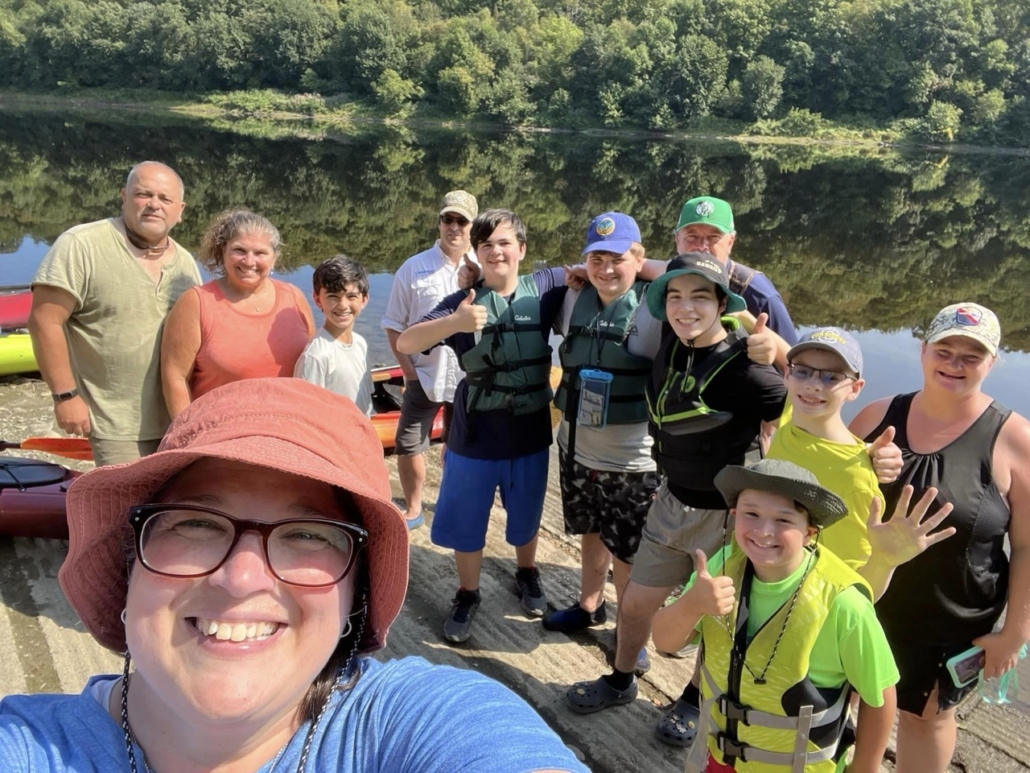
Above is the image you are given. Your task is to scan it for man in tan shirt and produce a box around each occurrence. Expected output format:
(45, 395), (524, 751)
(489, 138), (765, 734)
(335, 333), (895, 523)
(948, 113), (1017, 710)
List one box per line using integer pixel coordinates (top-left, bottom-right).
(28, 161), (201, 466)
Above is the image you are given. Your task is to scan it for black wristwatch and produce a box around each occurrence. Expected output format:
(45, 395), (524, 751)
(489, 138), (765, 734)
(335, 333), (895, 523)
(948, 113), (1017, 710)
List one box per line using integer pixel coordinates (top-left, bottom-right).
(51, 388), (80, 402)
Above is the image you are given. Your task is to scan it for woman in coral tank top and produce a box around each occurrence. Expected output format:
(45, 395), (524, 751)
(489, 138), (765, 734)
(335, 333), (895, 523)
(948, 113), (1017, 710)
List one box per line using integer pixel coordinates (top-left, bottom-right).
(161, 210), (314, 419)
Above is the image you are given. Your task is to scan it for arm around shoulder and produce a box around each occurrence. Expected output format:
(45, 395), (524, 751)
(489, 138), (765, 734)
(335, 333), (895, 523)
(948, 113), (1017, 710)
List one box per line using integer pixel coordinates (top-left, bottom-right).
(161, 289), (203, 421)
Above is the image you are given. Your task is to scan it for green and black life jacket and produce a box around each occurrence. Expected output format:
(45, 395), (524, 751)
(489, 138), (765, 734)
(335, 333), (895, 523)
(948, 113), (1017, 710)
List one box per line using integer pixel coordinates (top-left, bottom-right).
(553, 282), (651, 425)
(458, 275), (553, 416)
(645, 317), (758, 489)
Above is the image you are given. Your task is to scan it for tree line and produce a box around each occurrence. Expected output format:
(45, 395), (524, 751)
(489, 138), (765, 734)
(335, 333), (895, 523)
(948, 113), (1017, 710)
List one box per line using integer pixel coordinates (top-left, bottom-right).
(2, 110), (1029, 348)
(0, 0), (1028, 146)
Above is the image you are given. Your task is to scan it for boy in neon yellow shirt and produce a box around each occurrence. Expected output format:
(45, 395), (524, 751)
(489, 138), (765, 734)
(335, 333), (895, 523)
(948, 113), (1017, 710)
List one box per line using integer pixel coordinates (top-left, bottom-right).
(767, 328), (880, 571)
(767, 328), (957, 600)
(654, 459), (898, 773)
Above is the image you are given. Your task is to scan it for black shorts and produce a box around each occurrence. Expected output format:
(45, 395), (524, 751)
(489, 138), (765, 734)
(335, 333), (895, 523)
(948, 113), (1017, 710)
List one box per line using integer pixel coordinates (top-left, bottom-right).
(395, 380), (453, 455)
(558, 452), (660, 563)
(890, 639), (981, 715)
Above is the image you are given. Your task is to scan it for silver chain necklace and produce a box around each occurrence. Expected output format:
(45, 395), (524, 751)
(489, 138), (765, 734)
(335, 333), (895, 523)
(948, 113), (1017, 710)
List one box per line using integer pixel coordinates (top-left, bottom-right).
(118, 653), (355, 773)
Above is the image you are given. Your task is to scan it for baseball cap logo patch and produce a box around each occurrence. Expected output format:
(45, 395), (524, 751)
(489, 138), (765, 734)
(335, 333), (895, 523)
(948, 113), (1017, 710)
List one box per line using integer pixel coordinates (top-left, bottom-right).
(696, 258), (722, 274)
(955, 306), (983, 326)
(595, 217), (616, 236)
(811, 329), (847, 345)
(696, 201), (715, 218)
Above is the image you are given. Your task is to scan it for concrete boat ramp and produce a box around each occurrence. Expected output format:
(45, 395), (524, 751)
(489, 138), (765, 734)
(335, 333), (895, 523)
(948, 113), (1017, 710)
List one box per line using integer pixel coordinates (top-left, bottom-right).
(1, 380), (1028, 771)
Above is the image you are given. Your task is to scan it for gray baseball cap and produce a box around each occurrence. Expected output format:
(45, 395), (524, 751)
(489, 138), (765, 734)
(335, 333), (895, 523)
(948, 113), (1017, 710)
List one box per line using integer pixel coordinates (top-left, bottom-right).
(787, 328), (863, 377)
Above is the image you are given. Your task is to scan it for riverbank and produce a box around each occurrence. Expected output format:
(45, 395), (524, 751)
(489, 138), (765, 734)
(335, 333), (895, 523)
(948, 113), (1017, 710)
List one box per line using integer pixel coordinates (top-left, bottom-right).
(3, 88), (1029, 158)
(2, 374), (1029, 770)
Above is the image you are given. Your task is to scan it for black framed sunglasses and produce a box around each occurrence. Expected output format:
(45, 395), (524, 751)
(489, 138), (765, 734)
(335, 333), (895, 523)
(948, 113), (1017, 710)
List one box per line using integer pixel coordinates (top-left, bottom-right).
(440, 214), (470, 227)
(128, 504), (368, 588)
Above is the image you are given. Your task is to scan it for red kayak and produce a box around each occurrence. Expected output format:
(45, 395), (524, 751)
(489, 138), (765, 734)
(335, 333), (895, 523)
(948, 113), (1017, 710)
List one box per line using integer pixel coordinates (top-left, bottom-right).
(0, 286), (31, 331)
(0, 365), (443, 539)
(0, 458), (81, 539)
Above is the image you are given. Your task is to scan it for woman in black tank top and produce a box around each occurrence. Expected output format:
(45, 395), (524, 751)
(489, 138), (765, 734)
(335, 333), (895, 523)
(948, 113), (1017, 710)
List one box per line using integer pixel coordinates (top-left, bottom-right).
(849, 303), (1030, 773)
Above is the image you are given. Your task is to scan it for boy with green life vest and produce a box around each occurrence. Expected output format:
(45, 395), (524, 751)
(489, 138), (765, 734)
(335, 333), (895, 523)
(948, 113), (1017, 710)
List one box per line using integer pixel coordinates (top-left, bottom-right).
(653, 459), (899, 773)
(396, 209), (577, 644)
(545, 213), (663, 675)
(564, 253), (787, 717)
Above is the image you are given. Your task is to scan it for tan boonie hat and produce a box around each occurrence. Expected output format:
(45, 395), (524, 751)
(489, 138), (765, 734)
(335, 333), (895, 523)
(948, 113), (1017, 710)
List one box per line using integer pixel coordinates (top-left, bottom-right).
(925, 303), (1000, 356)
(58, 378), (409, 654)
(439, 190), (478, 221)
(714, 459), (849, 528)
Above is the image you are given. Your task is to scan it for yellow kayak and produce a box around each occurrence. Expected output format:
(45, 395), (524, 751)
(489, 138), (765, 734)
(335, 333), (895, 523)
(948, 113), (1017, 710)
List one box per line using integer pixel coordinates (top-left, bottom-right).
(0, 333), (38, 376)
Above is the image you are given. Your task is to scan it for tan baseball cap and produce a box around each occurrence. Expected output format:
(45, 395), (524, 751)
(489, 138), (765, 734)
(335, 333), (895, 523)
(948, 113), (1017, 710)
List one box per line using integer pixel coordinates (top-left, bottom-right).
(439, 190), (478, 221)
(925, 303), (1001, 356)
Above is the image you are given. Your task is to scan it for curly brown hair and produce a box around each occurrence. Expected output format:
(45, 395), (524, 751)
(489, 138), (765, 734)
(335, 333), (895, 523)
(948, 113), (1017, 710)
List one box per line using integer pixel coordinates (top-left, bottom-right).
(198, 209), (282, 274)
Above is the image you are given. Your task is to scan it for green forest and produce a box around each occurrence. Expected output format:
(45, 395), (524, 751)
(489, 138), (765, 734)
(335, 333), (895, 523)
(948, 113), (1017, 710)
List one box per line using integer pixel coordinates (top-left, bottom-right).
(3, 111), (1029, 347)
(1, 0), (1028, 145)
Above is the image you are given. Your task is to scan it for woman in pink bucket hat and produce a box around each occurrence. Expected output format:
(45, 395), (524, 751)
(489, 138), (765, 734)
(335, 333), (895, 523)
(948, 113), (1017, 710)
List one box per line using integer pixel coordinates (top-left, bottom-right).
(0, 378), (585, 773)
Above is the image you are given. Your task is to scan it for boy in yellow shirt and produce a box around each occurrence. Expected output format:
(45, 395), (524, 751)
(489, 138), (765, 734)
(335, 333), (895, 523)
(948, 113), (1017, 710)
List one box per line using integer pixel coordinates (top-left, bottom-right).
(767, 328), (956, 599)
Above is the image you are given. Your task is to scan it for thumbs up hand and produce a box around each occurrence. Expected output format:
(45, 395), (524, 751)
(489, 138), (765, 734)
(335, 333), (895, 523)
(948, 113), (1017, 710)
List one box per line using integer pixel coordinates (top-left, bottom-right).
(867, 425), (902, 483)
(746, 313), (776, 366)
(687, 550), (736, 616)
(458, 254), (481, 290)
(453, 288), (488, 333)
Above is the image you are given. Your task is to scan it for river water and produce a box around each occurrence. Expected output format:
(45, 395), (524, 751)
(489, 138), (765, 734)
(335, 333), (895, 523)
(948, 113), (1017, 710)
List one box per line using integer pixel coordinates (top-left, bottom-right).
(1, 110), (1029, 421)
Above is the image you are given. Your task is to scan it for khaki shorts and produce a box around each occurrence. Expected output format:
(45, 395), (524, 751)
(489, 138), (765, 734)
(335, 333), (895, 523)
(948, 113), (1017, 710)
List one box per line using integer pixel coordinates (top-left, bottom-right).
(630, 481), (731, 588)
(89, 437), (162, 467)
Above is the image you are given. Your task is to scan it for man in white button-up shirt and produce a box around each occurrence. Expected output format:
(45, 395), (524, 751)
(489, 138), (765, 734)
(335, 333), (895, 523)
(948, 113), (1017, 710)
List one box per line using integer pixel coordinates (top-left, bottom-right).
(382, 190), (478, 529)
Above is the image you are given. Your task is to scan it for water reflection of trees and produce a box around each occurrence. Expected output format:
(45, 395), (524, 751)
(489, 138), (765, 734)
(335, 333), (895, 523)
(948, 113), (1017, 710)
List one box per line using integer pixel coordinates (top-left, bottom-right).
(1, 112), (1028, 349)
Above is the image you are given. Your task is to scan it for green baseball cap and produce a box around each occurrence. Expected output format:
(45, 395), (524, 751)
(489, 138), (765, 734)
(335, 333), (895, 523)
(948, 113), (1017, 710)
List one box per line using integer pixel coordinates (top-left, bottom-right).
(676, 196), (735, 234)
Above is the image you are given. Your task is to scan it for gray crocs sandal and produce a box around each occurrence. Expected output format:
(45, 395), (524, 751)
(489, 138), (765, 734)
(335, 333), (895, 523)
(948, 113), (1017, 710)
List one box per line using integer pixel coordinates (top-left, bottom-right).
(566, 677), (638, 714)
(654, 696), (701, 747)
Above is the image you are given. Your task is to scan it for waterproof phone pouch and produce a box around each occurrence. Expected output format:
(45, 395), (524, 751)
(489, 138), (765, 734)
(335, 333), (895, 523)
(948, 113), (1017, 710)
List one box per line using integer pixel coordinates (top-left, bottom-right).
(578, 369), (613, 428)
(946, 646), (985, 688)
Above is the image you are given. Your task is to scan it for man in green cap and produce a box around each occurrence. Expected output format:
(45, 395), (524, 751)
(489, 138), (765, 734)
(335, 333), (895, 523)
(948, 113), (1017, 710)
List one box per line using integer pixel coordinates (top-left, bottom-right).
(675, 196), (798, 346)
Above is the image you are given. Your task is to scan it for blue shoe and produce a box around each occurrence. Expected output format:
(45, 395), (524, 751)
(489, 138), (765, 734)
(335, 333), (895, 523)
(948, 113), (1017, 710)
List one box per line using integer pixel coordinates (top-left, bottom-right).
(635, 647), (651, 676)
(543, 601), (607, 632)
(405, 512), (425, 530)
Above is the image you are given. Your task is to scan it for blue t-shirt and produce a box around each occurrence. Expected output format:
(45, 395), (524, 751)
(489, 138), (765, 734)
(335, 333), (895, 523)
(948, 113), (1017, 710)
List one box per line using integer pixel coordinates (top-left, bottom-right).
(0, 656), (587, 772)
(420, 268), (567, 460)
(729, 259), (798, 346)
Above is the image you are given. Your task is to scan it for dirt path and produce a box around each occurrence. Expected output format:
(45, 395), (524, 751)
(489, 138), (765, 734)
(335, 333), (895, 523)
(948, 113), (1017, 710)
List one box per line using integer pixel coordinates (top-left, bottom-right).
(1, 376), (1027, 772)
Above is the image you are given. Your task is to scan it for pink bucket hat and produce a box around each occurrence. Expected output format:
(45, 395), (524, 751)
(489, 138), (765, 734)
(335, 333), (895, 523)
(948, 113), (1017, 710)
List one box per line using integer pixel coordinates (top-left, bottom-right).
(58, 378), (409, 654)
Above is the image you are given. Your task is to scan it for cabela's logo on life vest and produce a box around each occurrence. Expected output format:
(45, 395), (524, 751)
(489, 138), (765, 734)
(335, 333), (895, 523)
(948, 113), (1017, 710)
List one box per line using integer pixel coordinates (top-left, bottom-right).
(595, 217), (616, 236)
(695, 201), (715, 218)
(955, 306), (983, 326)
(810, 329), (847, 345)
(515, 315), (533, 321)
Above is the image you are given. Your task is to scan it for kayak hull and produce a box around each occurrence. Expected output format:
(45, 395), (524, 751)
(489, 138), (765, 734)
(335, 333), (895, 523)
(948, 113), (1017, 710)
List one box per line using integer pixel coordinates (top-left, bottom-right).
(0, 460), (80, 540)
(0, 333), (38, 376)
(0, 287), (31, 331)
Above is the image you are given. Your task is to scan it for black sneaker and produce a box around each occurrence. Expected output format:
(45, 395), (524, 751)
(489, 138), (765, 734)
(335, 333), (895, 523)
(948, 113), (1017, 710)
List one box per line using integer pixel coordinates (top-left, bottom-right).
(443, 588), (481, 643)
(515, 567), (547, 617)
(543, 601), (608, 632)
